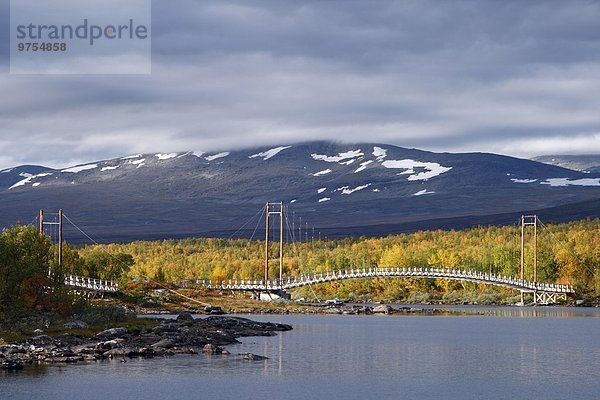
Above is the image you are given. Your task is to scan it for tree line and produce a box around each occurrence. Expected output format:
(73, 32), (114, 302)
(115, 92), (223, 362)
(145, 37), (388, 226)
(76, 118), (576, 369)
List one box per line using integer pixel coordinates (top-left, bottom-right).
(74, 218), (599, 303)
(1, 219), (597, 311)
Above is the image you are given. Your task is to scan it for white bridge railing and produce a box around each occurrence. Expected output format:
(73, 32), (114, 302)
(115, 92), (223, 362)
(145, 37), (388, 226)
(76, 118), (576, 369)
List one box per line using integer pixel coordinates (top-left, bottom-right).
(64, 275), (119, 293)
(187, 266), (574, 294)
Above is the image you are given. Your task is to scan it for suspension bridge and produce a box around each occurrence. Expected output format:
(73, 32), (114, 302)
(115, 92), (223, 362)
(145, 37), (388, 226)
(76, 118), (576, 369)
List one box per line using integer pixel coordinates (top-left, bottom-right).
(34, 204), (580, 304)
(37, 210), (119, 294)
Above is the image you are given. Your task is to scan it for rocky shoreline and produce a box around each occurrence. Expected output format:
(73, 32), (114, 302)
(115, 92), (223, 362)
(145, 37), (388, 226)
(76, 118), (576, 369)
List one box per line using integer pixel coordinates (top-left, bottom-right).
(1, 314), (291, 371)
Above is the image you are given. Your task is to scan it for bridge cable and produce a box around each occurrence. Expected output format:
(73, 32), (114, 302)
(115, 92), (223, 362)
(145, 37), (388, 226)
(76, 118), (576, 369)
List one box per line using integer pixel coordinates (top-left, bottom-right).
(283, 209), (321, 303)
(537, 217), (594, 276)
(62, 214), (211, 307)
(226, 204), (266, 241)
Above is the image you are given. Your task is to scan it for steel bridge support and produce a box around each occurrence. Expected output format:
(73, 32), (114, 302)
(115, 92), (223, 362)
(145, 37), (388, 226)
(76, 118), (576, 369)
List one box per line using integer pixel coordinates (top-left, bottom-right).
(520, 290), (568, 305)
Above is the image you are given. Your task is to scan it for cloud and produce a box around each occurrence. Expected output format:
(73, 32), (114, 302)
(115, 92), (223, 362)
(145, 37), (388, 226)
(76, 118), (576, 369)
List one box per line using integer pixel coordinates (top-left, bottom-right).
(1, 0), (600, 168)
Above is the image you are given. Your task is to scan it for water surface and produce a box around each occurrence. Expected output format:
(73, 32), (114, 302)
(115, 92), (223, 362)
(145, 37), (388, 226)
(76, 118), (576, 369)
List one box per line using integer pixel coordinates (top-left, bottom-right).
(2, 308), (599, 400)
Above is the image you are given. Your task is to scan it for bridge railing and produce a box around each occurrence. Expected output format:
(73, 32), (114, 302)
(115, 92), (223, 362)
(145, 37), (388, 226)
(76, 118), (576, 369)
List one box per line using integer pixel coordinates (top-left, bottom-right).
(64, 275), (119, 293)
(186, 266), (573, 294)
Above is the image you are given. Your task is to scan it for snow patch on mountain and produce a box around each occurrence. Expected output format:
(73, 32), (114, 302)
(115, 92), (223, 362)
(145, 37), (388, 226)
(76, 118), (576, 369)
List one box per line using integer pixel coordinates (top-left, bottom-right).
(155, 153), (178, 160)
(318, 197), (331, 203)
(205, 152), (230, 161)
(511, 178), (538, 184)
(311, 149), (363, 163)
(129, 159), (145, 168)
(541, 178), (600, 187)
(414, 189), (435, 196)
(121, 154), (142, 160)
(336, 183), (371, 195)
(62, 164), (98, 173)
(382, 159), (452, 181)
(101, 165), (120, 172)
(249, 146), (292, 160)
(373, 147), (387, 161)
(354, 160), (373, 173)
(311, 169), (332, 176)
(1, 168), (14, 173)
(9, 172), (52, 190)
(317, 187), (327, 194)
(192, 151), (205, 158)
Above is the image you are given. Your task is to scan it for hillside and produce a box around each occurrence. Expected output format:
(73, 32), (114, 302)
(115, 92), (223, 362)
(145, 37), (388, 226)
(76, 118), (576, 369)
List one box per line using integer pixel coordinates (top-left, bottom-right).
(1, 142), (599, 242)
(532, 155), (600, 173)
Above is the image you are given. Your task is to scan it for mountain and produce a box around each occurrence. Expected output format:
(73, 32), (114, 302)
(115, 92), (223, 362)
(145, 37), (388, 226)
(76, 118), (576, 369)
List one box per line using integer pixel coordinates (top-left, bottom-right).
(532, 155), (600, 173)
(1, 142), (599, 242)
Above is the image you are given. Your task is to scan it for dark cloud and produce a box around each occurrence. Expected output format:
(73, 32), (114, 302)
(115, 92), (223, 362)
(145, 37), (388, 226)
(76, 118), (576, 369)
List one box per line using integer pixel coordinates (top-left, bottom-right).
(1, 0), (600, 169)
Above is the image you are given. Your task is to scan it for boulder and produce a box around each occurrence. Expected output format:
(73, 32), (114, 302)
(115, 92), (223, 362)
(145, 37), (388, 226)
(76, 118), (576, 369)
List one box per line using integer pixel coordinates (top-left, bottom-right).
(204, 306), (224, 315)
(95, 327), (128, 339)
(2, 360), (23, 370)
(202, 343), (225, 354)
(44, 356), (83, 364)
(136, 347), (156, 357)
(176, 312), (194, 322)
(103, 348), (133, 358)
(27, 335), (54, 346)
(151, 339), (175, 349)
(97, 338), (125, 350)
(152, 323), (179, 333)
(72, 343), (98, 354)
(64, 320), (89, 330)
(241, 352), (268, 361)
(372, 305), (394, 314)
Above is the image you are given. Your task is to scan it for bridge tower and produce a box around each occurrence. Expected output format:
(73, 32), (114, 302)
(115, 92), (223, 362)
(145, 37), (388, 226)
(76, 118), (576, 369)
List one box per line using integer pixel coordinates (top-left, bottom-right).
(520, 215), (538, 304)
(39, 209), (63, 266)
(265, 202), (284, 287)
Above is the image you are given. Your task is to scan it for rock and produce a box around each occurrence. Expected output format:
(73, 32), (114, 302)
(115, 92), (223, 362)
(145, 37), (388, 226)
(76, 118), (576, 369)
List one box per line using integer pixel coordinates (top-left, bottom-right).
(152, 323), (179, 333)
(27, 335), (54, 346)
(72, 343), (98, 354)
(44, 356), (83, 364)
(97, 338), (125, 350)
(1, 345), (26, 355)
(137, 347), (156, 357)
(204, 306), (224, 315)
(95, 327), (128, 339)
(372, 305), (394, 314)
(176, 312), (194, 322)
(202, 343), (225, 354)
(103, 348), (133, 358)
(151, 339), (175, 349)
(2, 360), (23, 370)
(64, 320), (89, 329)
(241, 352), (268, 361)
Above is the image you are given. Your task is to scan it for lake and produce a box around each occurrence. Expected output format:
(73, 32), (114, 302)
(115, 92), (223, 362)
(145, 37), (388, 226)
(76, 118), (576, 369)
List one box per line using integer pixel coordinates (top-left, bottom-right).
(2, 306), (599, 400)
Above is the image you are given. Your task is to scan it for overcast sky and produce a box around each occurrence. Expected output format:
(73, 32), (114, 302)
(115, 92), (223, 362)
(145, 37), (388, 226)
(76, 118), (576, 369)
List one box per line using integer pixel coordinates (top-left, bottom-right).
(1, 0), (600, 169)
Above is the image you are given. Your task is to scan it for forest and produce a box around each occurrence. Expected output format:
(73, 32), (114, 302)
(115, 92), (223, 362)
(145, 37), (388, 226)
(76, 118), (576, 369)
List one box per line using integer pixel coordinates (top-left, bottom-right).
(69, 218), (600, 304)
(1, 219), (597, 314)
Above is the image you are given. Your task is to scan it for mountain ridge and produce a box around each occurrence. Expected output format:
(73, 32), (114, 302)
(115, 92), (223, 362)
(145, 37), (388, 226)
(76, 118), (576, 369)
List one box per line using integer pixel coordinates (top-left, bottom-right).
(1, 141), (598, 242)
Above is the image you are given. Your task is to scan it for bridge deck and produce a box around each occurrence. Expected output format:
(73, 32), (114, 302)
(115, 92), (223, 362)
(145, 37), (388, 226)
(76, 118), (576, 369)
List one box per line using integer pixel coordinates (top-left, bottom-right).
(187, 266), (574, 294)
